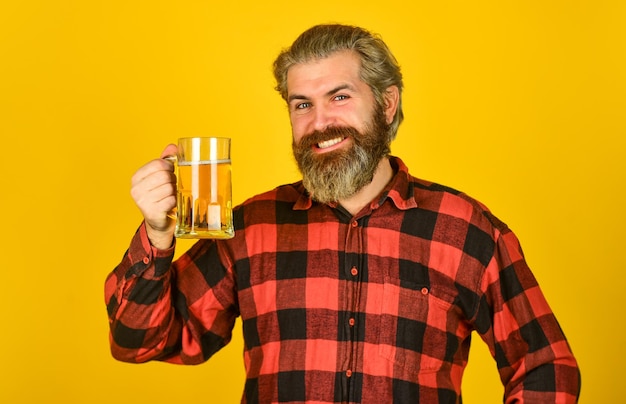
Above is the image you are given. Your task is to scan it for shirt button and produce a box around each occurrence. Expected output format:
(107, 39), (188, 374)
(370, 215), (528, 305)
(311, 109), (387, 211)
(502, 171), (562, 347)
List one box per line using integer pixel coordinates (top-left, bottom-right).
(350, 267), (358, 276)
(345, 369), (353, 378)
(348, 318), (355, 326)
(421, 287), (429, 295)
(351, 221), (358, 228)
(142, 257), (150, 265)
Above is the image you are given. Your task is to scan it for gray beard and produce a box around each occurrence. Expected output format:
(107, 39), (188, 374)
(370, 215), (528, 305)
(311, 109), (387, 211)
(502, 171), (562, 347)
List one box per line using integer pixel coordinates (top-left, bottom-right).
(302, 141), (376, 204)
(292, 107), (391, 204)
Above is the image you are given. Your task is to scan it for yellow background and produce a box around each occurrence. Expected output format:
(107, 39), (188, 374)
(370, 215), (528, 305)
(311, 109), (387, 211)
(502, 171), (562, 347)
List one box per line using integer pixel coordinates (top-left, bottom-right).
(1, 1), (624, 402)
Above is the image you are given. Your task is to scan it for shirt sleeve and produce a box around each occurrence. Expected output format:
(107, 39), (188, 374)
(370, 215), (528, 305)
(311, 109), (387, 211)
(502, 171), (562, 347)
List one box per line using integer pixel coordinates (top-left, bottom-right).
(104, 222), (239, 365)
(473, 220), (581, 403)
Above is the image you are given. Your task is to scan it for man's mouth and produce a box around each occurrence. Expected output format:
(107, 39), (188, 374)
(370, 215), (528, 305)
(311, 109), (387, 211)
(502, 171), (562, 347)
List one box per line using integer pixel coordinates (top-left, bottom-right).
(316, 136), (345, 149)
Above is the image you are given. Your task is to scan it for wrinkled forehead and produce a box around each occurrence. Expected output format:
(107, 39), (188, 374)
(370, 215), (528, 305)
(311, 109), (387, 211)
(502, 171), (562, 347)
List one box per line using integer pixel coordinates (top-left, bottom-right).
(286, 50), (363, 89)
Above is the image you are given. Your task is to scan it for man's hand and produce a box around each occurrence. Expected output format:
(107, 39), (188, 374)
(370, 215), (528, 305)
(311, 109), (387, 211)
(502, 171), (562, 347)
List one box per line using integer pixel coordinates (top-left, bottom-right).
(130, 144), (178, 249)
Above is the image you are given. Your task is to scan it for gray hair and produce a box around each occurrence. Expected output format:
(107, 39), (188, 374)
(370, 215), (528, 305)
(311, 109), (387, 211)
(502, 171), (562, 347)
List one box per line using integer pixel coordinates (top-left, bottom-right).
(273, 24), (404, 139)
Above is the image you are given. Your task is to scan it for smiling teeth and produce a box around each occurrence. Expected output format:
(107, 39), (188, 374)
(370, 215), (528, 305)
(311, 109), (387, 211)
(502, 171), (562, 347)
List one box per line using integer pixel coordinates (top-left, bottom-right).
(317, 137), (344, 149)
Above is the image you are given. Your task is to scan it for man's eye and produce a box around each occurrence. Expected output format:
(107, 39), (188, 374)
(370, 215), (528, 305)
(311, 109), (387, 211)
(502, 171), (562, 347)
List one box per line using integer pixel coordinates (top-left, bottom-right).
(296, 102), (311, 110)
(334, 95), (349, 101)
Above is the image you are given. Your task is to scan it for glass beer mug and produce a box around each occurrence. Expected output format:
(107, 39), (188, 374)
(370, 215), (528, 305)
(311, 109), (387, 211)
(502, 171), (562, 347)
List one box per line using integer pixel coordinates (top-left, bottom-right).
(168, 137), (234, 239)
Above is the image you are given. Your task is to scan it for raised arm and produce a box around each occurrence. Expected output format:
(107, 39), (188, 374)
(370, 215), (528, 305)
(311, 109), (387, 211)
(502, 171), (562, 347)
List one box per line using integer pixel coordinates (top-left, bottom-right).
(104, 145), (238, 364)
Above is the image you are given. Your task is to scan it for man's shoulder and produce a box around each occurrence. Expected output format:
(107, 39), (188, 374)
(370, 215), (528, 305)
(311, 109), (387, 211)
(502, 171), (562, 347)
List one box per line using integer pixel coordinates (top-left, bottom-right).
(391, 156), (475, 211)
(407, 174), (500, 227)
(409, 175), (465, 198)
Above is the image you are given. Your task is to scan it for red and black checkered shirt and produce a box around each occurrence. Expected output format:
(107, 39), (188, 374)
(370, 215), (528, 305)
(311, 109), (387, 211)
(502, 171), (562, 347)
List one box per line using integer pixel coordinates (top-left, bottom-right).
(106, 156), (580, 403)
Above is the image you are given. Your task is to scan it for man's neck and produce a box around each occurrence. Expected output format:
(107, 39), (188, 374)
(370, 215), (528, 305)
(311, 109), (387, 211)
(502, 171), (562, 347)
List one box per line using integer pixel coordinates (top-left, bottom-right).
(338, 156), (394, 216)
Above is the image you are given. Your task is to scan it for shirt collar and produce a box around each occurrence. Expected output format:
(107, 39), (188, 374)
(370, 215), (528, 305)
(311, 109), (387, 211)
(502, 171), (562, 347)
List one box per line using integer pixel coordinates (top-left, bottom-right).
(293, 183), (314, 210)
(293, 156), (418, 211)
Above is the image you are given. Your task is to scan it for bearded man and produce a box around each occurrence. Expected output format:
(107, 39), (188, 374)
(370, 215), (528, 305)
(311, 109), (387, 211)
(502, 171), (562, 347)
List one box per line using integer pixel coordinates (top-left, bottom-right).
(105, 24), (580, 403)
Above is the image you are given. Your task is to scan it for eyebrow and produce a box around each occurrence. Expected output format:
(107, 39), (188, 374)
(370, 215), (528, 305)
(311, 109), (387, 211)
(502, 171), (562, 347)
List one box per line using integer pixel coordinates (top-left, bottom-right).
(287, 83), (355, 104)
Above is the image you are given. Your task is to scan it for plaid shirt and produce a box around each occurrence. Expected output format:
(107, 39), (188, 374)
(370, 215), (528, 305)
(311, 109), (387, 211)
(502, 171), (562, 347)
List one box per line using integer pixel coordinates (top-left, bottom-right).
(106, 156), (580, 403)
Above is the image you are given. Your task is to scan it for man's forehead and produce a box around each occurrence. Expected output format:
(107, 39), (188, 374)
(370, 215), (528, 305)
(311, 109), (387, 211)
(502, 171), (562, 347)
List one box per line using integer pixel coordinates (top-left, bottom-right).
(286, 50), (362, 91)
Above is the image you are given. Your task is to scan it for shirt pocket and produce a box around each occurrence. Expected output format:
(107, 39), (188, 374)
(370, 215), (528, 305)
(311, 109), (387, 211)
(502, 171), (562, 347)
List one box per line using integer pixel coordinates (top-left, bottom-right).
(378, 275), (457, 374)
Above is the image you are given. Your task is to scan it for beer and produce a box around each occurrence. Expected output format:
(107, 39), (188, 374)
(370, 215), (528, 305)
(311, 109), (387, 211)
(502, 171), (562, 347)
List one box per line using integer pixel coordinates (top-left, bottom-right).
(175, 159), (234, 239)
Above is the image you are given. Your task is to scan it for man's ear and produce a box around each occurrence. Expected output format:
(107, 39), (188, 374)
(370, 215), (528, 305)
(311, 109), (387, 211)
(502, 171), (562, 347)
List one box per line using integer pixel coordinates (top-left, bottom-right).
(382, 85), (400, 124)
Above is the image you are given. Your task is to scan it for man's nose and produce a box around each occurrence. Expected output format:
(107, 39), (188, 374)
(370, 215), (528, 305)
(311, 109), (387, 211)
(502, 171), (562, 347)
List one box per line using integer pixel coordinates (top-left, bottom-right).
(312, 104), (336, 132)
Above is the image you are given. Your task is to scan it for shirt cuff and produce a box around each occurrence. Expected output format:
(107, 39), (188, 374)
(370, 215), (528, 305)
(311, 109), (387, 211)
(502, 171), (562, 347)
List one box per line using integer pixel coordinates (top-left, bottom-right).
(127, 222), (176, 278)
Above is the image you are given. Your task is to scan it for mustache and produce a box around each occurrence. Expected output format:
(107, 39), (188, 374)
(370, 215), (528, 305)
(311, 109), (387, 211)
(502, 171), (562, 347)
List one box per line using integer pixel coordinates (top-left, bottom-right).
(295, 126), (361, 149)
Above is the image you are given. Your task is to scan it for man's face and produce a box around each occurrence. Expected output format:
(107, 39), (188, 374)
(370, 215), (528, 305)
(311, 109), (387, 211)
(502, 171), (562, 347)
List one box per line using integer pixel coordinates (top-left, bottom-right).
(286, 50), (393, 203)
